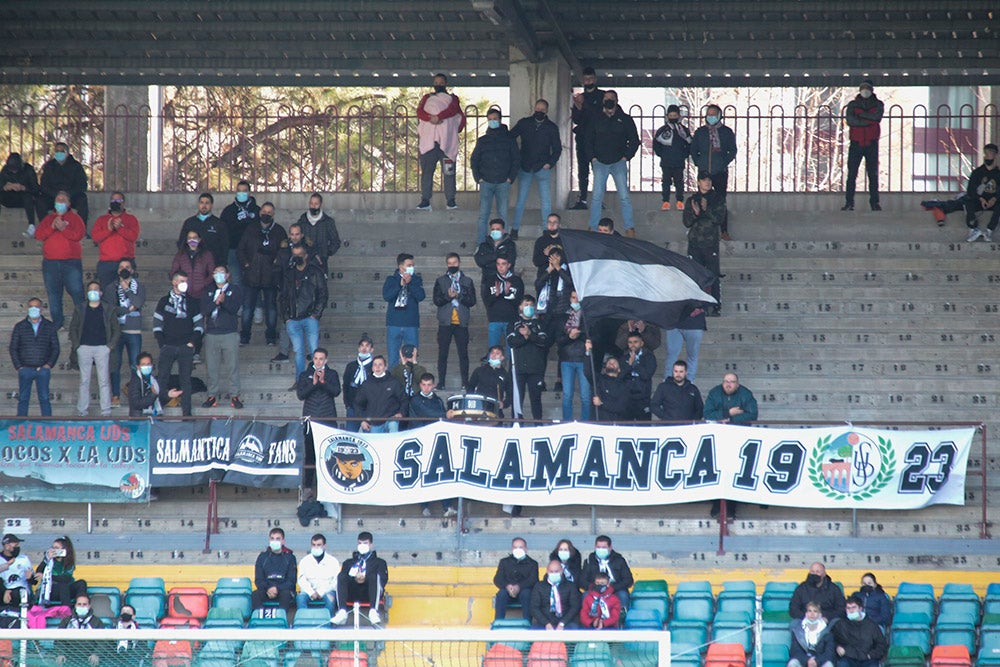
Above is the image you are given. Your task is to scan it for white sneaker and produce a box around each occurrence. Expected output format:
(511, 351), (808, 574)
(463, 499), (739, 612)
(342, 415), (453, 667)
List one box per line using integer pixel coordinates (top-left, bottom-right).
(443, 507), (458, 518)
(368, 609), (382, 625)
(254, 307), (264, 324)
(23, 224), (35, 238)
(421, 507), (432, 517)
(967, 228), (983, 242)
(985, 229), (993, 242)
(331, 609), (348, 625)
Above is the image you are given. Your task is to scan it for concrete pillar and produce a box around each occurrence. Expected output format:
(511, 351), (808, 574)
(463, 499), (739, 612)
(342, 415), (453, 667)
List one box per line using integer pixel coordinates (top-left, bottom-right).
(104, 86), (149, 193)
(508, 47), (573, 213)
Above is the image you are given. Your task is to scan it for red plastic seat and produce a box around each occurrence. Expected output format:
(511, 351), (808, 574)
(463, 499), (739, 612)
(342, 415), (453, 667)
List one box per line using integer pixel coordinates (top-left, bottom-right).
(158, 617), (203, 630)
(706, 643), (747, 667)
(327, 650), (369, 667)
(167, 587), (210, 620)
(527, 641), (568, 667)
(931, 645), (972, 667)
(484, 644), (524, 667)
(152, 640), (192, 667)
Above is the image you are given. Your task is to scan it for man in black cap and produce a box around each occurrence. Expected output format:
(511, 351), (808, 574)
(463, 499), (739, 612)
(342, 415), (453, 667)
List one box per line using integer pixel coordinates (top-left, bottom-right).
(0, 534), (33, 612)
(653, 105), (692, 211)
(570, 67), (606, 210)
(842, 79), (885, 212)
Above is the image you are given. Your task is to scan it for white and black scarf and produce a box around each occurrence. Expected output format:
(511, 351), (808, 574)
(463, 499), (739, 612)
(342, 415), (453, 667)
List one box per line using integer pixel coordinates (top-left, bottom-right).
(169, 290), (187, 319)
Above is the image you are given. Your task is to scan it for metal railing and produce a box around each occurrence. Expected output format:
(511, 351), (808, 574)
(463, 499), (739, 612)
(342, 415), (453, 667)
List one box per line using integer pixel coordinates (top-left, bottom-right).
(1, 102), (995, 194)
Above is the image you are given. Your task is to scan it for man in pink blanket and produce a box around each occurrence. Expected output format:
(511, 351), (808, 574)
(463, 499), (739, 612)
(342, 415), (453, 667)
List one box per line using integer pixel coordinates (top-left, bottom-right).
(416, 73), (467, 211)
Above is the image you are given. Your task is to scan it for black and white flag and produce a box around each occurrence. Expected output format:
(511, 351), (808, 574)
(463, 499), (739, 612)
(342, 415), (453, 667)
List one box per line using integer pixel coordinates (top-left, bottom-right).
(559, 229), (717, 330)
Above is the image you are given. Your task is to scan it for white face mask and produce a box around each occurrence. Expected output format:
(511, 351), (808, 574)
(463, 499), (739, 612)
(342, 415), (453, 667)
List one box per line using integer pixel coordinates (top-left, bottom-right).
(269, 540), (282, 552)
(311, 547), (324, 558)
(860, 89), (873, 99)
(177, 282), (189, 294)
(512, 547), (526, 561)
(357, 543), (371, 555)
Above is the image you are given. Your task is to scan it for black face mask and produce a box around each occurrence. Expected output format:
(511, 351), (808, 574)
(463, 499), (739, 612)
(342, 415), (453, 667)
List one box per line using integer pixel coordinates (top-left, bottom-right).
(603, 99), (617, 110)
(260, 214), (274, 226)
(447, 266), (460, 274)
(294, 256), (306, 267)
(119, 269), (132, 280)
(533, 111), (546, 122)
(547, 229), (559, 237)
(860, 585), (874, 593)
(584, 84), (596, 92)
(434, 85), (447, 93)
(806, 573), (823, 586)
(986, 159), (996, 166)
(109, 202), (123, 213)
(120, 613), (133, 623)
(308, 207), (321, 216)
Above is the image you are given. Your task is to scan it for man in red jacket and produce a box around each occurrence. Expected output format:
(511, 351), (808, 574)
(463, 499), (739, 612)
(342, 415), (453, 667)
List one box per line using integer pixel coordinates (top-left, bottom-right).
(36, 190), (86, 329)
(842, 80), (885, 212)
(91, 191), (141, 289)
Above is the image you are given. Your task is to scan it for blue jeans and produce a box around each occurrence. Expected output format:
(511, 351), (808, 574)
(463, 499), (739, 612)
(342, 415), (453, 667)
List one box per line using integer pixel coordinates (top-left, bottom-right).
(42, 258), (84, 329)
(512, 168), (552, 232)
(110, 332), (142, 398)
(295, 591), (337, 614)
(227, 249), (243, 286)
(560, 361), (592, 421)
(17, 367), (52, 416)
(589, 160), (635, 231)
(476, 181), (511, 243)
(242, 286), (278, 344)
(487, 321), (510, 349)
(286, 317), (320, 376)
(369, 421), (399, 434)
(386, 325), (419, 369)
(664, 328), (704, 384)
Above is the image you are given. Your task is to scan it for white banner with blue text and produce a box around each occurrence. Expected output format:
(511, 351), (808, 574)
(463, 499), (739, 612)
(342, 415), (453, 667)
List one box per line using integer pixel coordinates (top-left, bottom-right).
(311, 421), (974, 509)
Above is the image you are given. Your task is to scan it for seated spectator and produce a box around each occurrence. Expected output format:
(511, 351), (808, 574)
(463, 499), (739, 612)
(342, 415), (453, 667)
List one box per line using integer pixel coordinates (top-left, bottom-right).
(390, 344), (428, 400)
(704, 372), (758, 424)
(69, 281), (120, 417)
(332, 532), (389, 626)
(590, 354), (628, 422)
(0, 534), (33, 612)
(103, 259), (145, 409)
(831, 595), (888, 667)
(9, 297), (60, 417)
(651, 360), (704, 422)
(38, 142), (89, 230)
(614, 319), (661, 354)
(789, 601), (837, 667)
(580, 571), (621, 630)
(251, 528), (297, 613)
(91, 192), (140, 290)
(790, 563), (847, 621)
(56, 594), (104, 667)
(548, 539), (582, 589)
(108, 603), (147, 667)
(296, 534), (340, 615)
(128, 352), (174, 417)
(356, 355), (407, 434)
(34, 537), (87, 607)
(492, 537), (539, 621)
(0, 152), (39, 236)
(529, 560), (581, 630)
(467, 345), (512, 417)
(581, 535), (633, 611)
(922, 143), (999, 229)
(854, 573), (892, 628)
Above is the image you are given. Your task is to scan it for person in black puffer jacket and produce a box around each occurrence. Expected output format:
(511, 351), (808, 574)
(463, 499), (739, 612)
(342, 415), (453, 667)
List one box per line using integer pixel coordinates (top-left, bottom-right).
(0, 152), (39, 231)
(590, 356), (628, 422)
(470, 108), (520, 244)
(238, 202), (286, 345)
(506, 295), (548, 421)
(251, 528), (297, 612)
(297, 348), (340, 419)
(354, 356), (407, 433)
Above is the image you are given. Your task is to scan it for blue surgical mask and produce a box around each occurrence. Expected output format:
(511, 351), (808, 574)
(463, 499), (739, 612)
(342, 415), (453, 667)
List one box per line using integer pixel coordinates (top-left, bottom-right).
(139, 365), (153, 377)
(706, 115), (720, 126)
(214, 272), (227, 284)
(570, 302), (581, 311)
(488, 357), (502, 368)
(489, 229), (503, 241)
(54, 202), (69, 214)
(311, 547), (324, 558)
(197, 213), (210, 221)
(75, 606), (90, 617)
(547, 572), (562, 585)
(522, 305), (535, 318)
(235, 192), (249, 203)
(847, 611), (862, 621)
(87, 290), (100, 303)
(595, 547), (610, 560)
(557, 549), (571, 562)
(488, 119), (501, 130)
(27, 307), (41, 320)
(54, 151), (67, 162)
(404, 266), (415, 276)
(269, 540), (282, 552)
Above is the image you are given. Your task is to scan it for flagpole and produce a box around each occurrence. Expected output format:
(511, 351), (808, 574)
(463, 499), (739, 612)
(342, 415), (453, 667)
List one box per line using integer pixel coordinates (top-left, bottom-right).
(581, 314), (600, 421)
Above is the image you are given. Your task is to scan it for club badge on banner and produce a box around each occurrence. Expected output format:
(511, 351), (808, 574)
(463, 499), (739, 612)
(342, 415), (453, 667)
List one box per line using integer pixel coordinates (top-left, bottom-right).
(310, 420), (974, 509)
(0, 420), (150, 502)
(150, 420), (304, 487)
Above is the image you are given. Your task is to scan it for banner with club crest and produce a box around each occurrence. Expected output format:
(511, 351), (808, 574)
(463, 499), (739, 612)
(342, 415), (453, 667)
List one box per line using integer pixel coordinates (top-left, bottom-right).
(311, 421), (974, 509)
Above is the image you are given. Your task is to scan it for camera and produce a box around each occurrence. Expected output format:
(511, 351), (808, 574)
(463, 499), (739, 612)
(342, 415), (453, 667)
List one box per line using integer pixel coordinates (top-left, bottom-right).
(54, 549), (67, 558)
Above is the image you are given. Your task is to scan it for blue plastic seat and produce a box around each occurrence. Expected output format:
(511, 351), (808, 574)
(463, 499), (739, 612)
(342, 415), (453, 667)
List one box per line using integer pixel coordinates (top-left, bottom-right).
(292, 608), (333, 652)
(629, 597), (668, 624)
(624, 608), (663, 629)
(712, 611), (753, 652)
(125, 590), (166, 621)
(940, 583), (982, 621)
(762, 582), (797, 613)
(977, 633), (1000, 666)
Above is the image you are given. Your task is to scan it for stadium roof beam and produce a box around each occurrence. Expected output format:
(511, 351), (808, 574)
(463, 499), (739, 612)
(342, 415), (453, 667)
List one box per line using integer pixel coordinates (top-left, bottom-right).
(471, 0), (541, 63)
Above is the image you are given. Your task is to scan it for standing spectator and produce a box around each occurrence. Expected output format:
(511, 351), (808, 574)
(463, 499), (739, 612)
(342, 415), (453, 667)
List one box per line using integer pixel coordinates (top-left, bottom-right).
(580, 571), (621, 630)
(529, 560), (582, 630)
(590, 354), (628, 422)
(663, 305), (707, 384)
(37, 142), (89, 229)
(570, 66), (606, 210)
(103, 259), (145, 409)
(653, 105), (692, 211)
(271, 222), (320, 363)
(614, 319), (661, 355)
(691, 105), (737, 239)
(854, 573), (892, 628)
(170, 230), (214, 300)
(481, 257), (523, 348)
(532, 214), (563, 281)
(467, 346), (512, 417)
(90, 192), (140, 289)
(507, 295), (548, 421)
(534, 247), (573, 366)
(432, 253), (476, 390)
(355, 356), (407, 434)
(36, 191), (86, 330)
(153, 271), (204, 417)
(296, 534), (340, 615)
(842, 80), (885, 212)
(471, 106), (520, 243)
(493, 537), (539, 621)
(342, 334), (374, 433)
(416, 74), (466, 211)
(511, 99), (562, 235)
(651, 360), (703, 422)
(219, 180), (259, 285)
(789, 601), (838, 667)
(331, 532), (389, 626)
(200, 265), (243, 409)
(390, 344), (427, 401)
(238, 201), (285, 346)
(963, 143), (1000, 242)
(558, 292), (591, 421)
(382, 253), (425, 367)
(585, 90), (640, 237)
(704, 372), (758, 424)
(280, 243), (327, 379)
(474, 219), (518, 277)
(298, 348), (341, 419)
(177, 193), (228, 266)
(69, 281), (120, 417)
(581, 535), (634, 611)
(1, 152), (39, 236)
(409, 372), (458, 518)
(251, 528), (297, 613)
(295, 193), (341, 277)
(621, 332), (656, 421)
(831, 595), (888, 667)
(9, 298), (59, 417)
(684, 172), (724, 315)
(128, 352), (175, 417)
